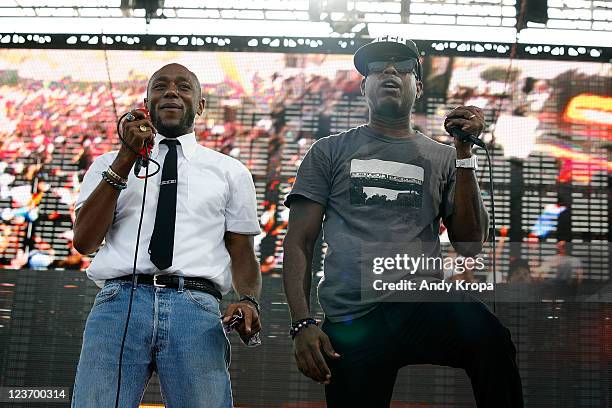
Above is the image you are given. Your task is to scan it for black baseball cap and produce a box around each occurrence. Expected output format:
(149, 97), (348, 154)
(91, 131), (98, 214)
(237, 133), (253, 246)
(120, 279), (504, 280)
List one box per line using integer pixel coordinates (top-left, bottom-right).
(354, 36), (422, 80)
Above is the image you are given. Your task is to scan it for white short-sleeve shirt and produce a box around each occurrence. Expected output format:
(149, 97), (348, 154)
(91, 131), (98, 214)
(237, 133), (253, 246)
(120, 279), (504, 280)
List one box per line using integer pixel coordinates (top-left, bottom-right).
(75, 132), (260, 293)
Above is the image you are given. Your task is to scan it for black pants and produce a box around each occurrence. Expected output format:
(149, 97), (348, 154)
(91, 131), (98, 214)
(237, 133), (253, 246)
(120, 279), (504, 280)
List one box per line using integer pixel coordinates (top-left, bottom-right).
(322, 300), (524, 408)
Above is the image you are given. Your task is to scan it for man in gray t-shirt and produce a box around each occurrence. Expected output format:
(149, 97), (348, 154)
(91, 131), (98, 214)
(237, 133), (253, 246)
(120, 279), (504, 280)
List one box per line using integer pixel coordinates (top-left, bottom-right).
(285, 125), (457, 321)
(283, 36), (523, 408)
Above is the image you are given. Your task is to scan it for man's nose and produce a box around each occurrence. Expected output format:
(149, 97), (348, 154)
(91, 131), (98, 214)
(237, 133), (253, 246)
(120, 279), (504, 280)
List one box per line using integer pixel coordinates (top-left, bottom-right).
(382, 63), (399, 75)
(163, 83), (179, 97)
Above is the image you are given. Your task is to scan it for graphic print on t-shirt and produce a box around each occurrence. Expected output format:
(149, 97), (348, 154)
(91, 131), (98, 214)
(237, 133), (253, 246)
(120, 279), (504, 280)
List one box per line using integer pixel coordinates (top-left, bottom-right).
(349, 159), (424, 207)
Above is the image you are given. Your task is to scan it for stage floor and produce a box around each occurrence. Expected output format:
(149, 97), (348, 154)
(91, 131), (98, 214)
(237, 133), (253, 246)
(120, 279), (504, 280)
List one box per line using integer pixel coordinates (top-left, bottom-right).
(0, 269), (610, 407)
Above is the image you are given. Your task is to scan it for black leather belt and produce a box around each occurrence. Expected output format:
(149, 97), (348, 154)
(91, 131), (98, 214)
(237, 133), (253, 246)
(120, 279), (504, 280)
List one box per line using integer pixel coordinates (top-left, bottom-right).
(111, 274), (222, 300)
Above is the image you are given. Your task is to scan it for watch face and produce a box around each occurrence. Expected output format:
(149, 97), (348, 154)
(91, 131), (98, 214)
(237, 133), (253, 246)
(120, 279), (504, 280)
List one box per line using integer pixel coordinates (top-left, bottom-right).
(456, 157), (478, 169)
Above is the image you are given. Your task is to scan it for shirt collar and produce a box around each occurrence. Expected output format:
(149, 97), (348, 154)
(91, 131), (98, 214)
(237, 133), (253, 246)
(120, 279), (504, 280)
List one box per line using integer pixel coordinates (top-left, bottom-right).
(151, 132), (197, 161)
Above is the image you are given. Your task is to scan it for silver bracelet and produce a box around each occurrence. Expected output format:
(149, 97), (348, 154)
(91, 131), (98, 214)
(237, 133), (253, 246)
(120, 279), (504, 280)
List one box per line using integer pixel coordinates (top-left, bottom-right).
(102, 171), (127, 190)
(106, 166), (128, 184)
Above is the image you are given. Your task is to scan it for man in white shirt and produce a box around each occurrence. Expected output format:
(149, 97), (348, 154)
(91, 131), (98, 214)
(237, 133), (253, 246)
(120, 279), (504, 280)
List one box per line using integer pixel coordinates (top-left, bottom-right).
(71, 63), (261, 408)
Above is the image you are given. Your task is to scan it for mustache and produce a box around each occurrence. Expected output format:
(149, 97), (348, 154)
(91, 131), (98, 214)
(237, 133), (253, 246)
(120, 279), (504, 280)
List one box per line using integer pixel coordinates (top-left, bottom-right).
(150, 106), (196, 135)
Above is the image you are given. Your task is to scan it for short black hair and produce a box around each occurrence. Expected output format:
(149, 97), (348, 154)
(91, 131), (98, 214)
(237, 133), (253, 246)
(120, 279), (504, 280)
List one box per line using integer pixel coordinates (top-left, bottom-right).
(147, 63), (202, 101)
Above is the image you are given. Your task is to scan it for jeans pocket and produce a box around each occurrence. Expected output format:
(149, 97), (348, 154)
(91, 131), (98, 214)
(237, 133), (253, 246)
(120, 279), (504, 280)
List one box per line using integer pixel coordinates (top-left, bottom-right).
(93, 282), (122, 307)
(185, 289), (222, 318)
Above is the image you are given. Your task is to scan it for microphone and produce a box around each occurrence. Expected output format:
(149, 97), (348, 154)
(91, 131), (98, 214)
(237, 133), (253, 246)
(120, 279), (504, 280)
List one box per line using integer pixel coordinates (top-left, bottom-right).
(134, 157), (145, 177)
(133, 141), (152, 176)
(132, 106), (154, 177)
(448, 126), (486, 148)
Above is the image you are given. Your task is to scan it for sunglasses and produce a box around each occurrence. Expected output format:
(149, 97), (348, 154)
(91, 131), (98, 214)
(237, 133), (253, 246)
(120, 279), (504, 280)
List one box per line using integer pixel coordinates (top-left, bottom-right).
(366, 59), (418, 76)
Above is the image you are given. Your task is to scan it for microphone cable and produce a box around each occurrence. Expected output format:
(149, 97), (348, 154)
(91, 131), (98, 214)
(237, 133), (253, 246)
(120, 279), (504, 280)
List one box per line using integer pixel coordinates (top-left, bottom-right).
(449, 127), (497, 312)
(104, 49), (160, 179)
(483, 146), (497, 313)
(102, 51), (161, 406)
(112, 113), (159, 408)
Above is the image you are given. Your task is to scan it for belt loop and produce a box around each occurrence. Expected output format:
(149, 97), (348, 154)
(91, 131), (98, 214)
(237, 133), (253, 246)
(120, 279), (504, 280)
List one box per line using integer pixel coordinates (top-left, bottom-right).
(177, 276), (184, 293)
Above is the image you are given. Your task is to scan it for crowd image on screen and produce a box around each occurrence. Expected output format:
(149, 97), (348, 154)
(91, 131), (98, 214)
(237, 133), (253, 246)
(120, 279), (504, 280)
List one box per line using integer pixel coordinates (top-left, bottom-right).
(0, 50), (609, 285)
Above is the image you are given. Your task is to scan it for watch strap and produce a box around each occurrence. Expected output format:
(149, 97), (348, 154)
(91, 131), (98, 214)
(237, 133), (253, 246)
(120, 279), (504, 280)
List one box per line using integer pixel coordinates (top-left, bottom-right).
(455, 156), (478, 170)
(239, 295), (260, 314)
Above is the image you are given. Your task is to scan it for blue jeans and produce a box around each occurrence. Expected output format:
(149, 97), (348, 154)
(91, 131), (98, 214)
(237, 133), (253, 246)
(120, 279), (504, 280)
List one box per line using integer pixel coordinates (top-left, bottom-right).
(72, 279), (232, 408)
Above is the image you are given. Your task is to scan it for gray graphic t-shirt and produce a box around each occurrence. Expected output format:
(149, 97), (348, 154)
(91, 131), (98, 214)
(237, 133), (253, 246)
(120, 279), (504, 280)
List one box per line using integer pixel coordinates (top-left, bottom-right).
(285, 125), (457, 321)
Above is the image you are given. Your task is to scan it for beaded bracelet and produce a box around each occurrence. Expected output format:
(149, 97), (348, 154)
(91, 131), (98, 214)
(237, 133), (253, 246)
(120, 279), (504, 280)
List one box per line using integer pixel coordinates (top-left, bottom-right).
(289, 318), (318, 340)
(102, 171), (127, 190)
(106, 166), (128, 184)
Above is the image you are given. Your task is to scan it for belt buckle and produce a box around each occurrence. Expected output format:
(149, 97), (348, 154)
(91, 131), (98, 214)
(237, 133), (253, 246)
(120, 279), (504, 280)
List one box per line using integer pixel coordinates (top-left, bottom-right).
(153, 274), (166, 288)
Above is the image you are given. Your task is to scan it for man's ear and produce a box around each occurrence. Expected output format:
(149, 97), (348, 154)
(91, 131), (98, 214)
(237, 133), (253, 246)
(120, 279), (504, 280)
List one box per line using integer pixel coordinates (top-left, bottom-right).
(143, 98), (149, 111)
(415, 79), (424, 99)
(360, 77), (366, 96)
(197, 98), (206, 116)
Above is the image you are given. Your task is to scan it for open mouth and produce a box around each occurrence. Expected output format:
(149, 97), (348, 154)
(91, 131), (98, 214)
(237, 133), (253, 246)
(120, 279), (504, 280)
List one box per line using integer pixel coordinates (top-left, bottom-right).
(381, 80), (401, 90)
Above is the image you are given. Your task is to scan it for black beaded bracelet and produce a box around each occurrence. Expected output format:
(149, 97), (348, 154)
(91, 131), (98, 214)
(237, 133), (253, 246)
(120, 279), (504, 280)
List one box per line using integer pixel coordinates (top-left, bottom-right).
(289, 318), (318, 340)
(102, 171), (127, 190)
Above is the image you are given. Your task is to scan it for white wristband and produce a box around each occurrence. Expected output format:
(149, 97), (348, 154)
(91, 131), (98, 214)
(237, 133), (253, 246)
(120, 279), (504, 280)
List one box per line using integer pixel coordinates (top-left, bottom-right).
(455, 156), (478, 170)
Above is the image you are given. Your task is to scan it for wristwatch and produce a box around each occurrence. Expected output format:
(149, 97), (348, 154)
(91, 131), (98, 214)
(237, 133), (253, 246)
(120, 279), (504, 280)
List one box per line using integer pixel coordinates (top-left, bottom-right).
(239, 295), (260, 314)
(455, 156), (478, 170)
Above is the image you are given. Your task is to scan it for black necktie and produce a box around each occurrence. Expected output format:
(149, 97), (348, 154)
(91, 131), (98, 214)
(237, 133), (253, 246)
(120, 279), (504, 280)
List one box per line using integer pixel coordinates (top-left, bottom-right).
(149, 139), (179, 270)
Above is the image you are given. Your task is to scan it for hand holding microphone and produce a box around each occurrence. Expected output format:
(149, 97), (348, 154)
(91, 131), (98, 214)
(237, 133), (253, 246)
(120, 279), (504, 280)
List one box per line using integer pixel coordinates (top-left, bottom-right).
(444, 106), (486, 152)
(222, 300), (262, 347)
(223, 309), (262, 347)
(115, 108), (157, 177)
